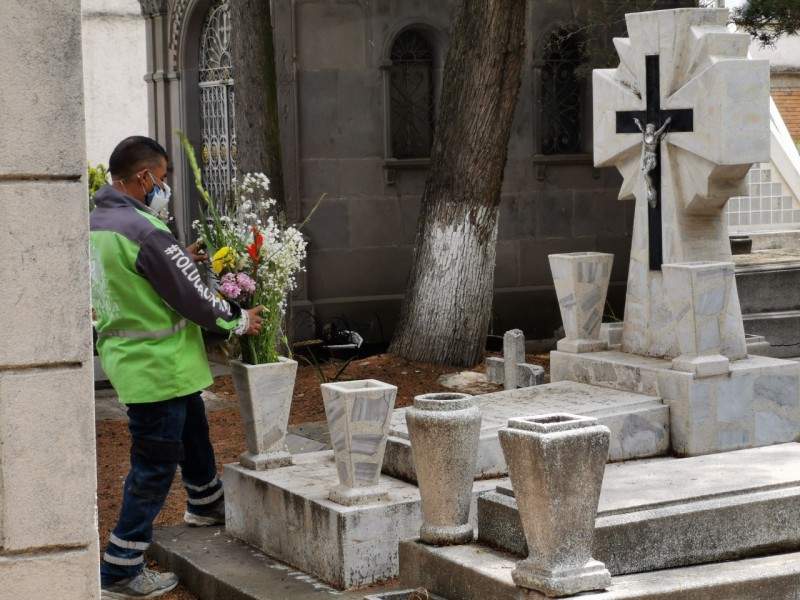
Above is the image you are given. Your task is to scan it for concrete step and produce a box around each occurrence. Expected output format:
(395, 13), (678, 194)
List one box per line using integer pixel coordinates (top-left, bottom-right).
(736, 262), (800, 314)
(147, 525), (399, 600)
(477, 444), (800, 576)
(743, 310), (800, 358)
(382, 381), (669, 483)
(399, 541), (800, 600)
(735, 261), (800, 358)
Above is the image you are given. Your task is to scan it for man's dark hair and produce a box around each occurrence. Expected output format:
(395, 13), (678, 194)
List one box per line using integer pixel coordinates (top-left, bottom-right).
(109, 136), (169, 179)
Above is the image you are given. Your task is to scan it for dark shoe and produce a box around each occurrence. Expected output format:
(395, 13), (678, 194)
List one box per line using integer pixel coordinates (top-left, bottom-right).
(101, 568), (178, 599)
(183, 500), (225, 527)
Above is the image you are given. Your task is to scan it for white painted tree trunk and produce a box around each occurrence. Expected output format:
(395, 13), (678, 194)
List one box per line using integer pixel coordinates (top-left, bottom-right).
(388, 0), (526, 367)
(394, 208), (499, 366)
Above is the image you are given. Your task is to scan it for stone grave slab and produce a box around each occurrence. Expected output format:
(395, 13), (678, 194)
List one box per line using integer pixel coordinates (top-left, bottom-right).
(382, 380), (669, 483)
(223, 451), (501, 590)
(478, 443), (800, 575)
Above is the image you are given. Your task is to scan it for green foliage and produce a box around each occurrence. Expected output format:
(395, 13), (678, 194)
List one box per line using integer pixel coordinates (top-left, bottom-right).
(88, 162), (109, 211)
(730, 0), (800, 47)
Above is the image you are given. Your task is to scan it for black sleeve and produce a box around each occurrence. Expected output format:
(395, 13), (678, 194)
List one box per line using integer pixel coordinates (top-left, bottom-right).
(134, 228), (243, 337)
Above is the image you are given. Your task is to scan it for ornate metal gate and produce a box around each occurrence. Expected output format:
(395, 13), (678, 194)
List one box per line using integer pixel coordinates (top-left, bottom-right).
(199, 0), (237, 212)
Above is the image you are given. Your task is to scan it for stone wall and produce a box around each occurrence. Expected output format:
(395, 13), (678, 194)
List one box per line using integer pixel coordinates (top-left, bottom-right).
(82, 0), (149, 167)
(772, 77), (800, 143)
(287, 0), (631, 341)
(0, 0), (100, 597)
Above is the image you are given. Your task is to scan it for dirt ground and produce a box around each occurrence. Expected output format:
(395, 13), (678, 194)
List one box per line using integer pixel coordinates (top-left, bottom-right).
(95, 352), (549, 599)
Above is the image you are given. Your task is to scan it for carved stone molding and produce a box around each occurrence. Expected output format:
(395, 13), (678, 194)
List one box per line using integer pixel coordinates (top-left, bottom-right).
(139, 0), (168, 16)
(170, 0), (190, 51)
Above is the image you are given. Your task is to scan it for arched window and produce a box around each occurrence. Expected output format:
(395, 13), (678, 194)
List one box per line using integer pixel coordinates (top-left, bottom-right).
(199, 0), (237, 211)
(540, 29), (582, 155)
(389, 30), (435, 159)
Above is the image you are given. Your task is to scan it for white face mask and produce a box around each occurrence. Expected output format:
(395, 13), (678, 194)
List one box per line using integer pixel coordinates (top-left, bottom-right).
(146, 174), (171, 216)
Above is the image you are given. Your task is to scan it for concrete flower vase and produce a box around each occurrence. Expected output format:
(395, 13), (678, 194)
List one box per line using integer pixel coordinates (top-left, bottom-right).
(230, 357), (297, 470)
(498, 413), (611, 597)
(548, 252), (613, 353)
(321, 379), (398, 506)
(405, 393), (481, 545)
(662, 261), (746, 377)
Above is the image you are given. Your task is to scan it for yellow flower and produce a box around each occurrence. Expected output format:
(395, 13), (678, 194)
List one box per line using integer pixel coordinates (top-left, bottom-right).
(211, 246), (236, 274)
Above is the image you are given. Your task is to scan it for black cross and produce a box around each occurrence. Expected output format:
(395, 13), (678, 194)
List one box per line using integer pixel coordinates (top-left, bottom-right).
(616, 55), (693, 270)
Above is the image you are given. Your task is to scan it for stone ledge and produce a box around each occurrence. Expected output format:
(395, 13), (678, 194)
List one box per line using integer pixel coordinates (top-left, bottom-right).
(551, 350), (800, 455)
(399, 541), (800, 600)
(224, 452), (501, 589)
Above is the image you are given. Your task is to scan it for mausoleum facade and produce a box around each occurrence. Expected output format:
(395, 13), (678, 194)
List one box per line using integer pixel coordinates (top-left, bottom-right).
(139, 0), (693, 342)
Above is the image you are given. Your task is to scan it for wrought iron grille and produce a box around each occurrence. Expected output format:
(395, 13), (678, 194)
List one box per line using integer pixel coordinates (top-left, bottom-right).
(540, 31), (582, 155)
(199, 0), (237, 213)
(390, 30), (435, 159)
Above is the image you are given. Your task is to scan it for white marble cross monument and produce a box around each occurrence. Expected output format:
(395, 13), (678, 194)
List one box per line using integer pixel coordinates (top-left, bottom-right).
(593, 9), (770, 359)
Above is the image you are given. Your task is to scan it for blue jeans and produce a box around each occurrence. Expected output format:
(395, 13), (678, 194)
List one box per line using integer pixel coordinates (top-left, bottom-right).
(101, 392), (223, 584)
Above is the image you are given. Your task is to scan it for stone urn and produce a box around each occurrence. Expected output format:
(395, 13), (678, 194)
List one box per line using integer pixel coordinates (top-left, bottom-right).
(229, 357), (297, 470)
(321, 379), (397, 506)
(498, 413), (611, 597)
(405, 393), (482, 545)
(548, 252), (613, 353)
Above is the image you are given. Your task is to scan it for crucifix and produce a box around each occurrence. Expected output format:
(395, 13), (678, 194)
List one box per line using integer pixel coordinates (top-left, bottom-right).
(615, 54), (693, 271)
(592, 8), (769, 358)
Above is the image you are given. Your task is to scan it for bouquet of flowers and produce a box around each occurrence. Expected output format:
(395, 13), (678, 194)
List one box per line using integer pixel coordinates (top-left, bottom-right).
(179, 132), (314, 364)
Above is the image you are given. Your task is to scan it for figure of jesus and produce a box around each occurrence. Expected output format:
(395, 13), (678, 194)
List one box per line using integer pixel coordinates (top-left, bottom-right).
(633, 116), (671, 208)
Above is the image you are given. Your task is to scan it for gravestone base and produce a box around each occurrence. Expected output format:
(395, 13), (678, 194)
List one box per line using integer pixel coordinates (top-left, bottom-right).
(551, 350), (800, 456)
(329, 483), (389, 506)
(671, 354), (730, 378)
(557, 338), (609, 353)
(239, 450), (292, 470)
(511, 559), (610, 597)
(223, 452), (499, 589)
(402, 444), (800, 600)
(382, 381), (669, 484)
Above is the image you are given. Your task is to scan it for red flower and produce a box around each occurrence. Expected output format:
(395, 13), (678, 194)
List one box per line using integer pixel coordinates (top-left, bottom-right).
(248, 227), (263, 263)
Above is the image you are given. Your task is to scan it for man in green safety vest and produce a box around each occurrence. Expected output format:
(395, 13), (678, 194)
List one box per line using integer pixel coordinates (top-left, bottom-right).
(91, 136), (263, 599)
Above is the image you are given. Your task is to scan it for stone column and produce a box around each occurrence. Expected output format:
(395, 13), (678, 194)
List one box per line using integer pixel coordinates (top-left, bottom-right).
(549, 253), (613, 353)
(662, 261), (746, 376)
(0, 1), (99, 597)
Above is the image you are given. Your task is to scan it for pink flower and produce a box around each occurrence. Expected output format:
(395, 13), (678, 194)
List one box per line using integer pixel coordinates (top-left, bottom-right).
(220, 281), (241, 299)
(236, 272), (256, 293)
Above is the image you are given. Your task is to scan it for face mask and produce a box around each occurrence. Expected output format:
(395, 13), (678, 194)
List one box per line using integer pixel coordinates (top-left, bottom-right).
(145, 174), (171, 215)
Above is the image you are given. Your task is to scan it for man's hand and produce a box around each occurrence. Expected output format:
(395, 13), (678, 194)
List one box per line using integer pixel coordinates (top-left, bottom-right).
(186, 241), (208, 263)
(244, 305), (264, 336)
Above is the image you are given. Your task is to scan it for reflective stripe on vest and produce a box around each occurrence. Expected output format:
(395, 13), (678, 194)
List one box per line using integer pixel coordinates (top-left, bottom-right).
(97, 318), (188, 340)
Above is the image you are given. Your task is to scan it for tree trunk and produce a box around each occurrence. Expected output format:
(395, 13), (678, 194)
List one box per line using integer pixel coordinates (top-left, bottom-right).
(388, 1), (526, 367)
(230, 0), (286, 214)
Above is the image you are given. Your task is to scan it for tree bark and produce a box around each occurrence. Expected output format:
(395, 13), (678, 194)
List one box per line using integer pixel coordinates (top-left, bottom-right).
(388, 1), (526, 367)
(229, 0), (286, 214)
